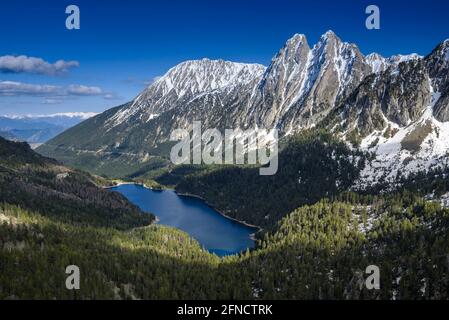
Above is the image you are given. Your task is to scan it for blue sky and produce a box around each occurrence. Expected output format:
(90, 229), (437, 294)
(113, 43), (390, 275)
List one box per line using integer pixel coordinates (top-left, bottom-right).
(1, 0), (449, 115)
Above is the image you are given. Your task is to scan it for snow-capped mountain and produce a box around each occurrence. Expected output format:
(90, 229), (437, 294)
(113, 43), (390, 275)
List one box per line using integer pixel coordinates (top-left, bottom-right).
(5, 112), (97, 120)
(106, 59), (265, 128)
(0, 112), (97, 146)
(102, 31), (423, 137)
(334, 40), (449, 188)
(37, 32), (449, 186)
(366, 52), (423, 74)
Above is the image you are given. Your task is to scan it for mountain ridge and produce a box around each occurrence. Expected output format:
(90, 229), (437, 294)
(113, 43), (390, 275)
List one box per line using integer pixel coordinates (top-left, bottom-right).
(0, 112), (97, 145)
(37, 31), (449, 185)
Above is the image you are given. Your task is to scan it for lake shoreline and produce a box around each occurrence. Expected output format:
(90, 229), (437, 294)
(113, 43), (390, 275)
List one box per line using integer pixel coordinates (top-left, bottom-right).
(175, 191), (262, 233)
(105, 181), (262, 235)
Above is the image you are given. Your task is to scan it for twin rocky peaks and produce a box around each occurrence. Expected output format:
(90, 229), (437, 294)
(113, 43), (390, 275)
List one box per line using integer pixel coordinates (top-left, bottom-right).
(38, 31), (449, 185)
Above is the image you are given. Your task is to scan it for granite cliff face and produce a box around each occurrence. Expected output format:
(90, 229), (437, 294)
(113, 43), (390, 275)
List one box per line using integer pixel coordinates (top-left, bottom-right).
(427, 40), (449, 122)
(247, 31), (372, 133)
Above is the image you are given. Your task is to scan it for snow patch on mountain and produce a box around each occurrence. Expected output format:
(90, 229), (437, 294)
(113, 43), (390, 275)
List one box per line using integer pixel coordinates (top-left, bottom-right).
(366, 53), (388, 73)
(444, 40), (449, 61)
(388, 53), (422, 65)
(354, 85), (448, 190)
(366, 53), (423, 74)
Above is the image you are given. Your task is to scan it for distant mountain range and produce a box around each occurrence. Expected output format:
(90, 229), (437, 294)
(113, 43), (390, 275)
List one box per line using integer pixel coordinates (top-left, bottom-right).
(0, 112), (97, 147)
(38, 31), (449, 187)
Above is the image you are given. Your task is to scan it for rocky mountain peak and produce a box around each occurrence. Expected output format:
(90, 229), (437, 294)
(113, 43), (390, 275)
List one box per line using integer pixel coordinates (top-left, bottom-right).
(320, 30), (338, 41)
(365, 52), (422, 74)
(313, 30), (343, 61)
(249, 31), (371, 131)
(388, 53), (422, 65)
(106, 58), (266, 127)
(284, 33), (308, 46)
(155, 58), (266, 94)
(365, 53), (388, 73)
(268, 33), (310, 68)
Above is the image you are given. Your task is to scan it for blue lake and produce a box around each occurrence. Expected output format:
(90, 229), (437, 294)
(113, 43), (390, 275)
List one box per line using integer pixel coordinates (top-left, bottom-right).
(110, 184), (256, 256)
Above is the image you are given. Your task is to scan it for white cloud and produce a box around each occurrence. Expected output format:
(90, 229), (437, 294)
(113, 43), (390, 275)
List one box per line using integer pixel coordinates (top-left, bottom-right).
(0, 80), (103, 97)
(67, 84), (102, 96)
(0, 55), (79, 75)
(0, 81), (59, 95)
(103, 93), (122, 100)
(42, 98), (63, 105)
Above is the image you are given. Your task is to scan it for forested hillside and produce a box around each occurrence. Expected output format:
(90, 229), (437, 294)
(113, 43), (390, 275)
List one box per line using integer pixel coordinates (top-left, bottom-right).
(2, 136), (449, 299)
(167, 131), (365, 228)
(0, 137), (153, 229)
(248, 192), (449, 299)
(2, 188), (449, 299)
(0, 204), (221, 299)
